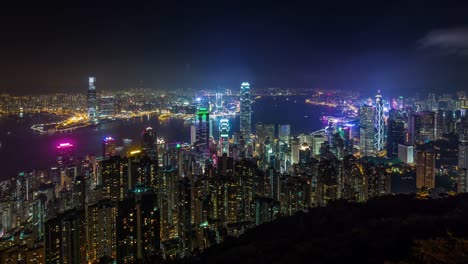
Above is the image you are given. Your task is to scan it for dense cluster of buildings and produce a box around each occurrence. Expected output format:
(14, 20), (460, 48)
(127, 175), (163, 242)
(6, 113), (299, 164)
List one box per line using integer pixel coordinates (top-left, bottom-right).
(1, 81), (468, 263)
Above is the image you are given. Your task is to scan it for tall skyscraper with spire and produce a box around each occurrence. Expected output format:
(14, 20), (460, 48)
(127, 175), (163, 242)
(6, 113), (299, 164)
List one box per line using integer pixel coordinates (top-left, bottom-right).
(240, 82), (252, 141)
(374, 90), (385, 153)
(87, 77), (98, 121)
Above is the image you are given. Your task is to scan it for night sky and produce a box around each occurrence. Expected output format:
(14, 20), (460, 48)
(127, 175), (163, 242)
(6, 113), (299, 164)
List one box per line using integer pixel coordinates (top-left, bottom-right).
(1, 3), (468, 96)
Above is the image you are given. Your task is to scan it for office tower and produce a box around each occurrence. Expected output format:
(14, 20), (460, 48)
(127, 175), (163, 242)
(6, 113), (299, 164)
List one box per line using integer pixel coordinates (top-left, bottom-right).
(312, 134), (326, 158)
(215, 92), (223, 111)
(437, 110), (456, 139)
(291, 137), (300, 164)
(117, 185), (160, 263)
(195, 107), (210, 156)
(56, 142), (75, 167)
(359, 105), (375, 157)
(87, 200), (118, 263)
(374, 90), (385, 152)
(88, 77), (98, 121)
(397, 96), (404, 110)
(142, 127), (157, 160)
(340, 126), (353, 155)
(387, 110), (406, 158)
(44, 210), (86, 264)
(414, 111), (436, 144)
(299, 143), (311, 164)
(416, 149), (436, 189)
(99, 96), (116, 117)
(103, 136), (117, 159)
(458, 143), (468, 193)
(190, 124), (196, 146)
(255, 122), (275, 144)
(398, 144), (414, 164)
(278, 124), (291, 144)
(219, 118), (230, 155)
(240, 82), (252, 139)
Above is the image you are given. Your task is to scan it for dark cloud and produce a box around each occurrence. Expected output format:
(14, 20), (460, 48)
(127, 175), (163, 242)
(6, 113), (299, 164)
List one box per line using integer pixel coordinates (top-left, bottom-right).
(420, 27), (468, 55)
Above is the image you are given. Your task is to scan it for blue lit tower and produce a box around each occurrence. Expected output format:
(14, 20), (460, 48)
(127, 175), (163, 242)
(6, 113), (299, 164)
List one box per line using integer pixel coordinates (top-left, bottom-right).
(87, 77), (98, 121)
(240, 82), (252, 140)
(215, 92), (223, 111)
(374, 90), (385, 153)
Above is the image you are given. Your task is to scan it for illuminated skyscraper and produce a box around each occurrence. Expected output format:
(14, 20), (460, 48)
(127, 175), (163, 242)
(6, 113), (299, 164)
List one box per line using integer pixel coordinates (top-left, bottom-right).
(100, 156), (126, 201)
(458, 143), (468, 193)
(190, 124), (196, 146)
(44, 210), (86, 264)
(413, 111), (436, 144)
(416, 148), (436, 189)
(278, 124), (291, 144)
(255, 122), (275, 144)
(142, 127), (157, 160)
(88, 77), (98, 121)
(386, 110), (406, 158)
(240, 82), (252, 140)
(195, 107), (210, 156)
(374, 90), (385, 153)
(312, 134), (326, 159)
(87, 200), (117, 263)
(56, 142), (75, 167)
(103, 136), (117, 159)
(398, 144), (414, 164)
(359, 105), (375, 157)
(291, 137), (300, 164)
(99, 96), (116, 117)
(397, 96), (404, 110)
(219, 118), (230, 155)
(117, 185), (160, 263)
(215, 92), (223, 111)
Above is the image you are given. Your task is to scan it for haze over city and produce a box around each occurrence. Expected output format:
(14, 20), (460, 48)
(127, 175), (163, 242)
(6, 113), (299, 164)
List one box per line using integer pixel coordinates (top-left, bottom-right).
(2, 3), (468, 96)
(1, 3), (468, 264)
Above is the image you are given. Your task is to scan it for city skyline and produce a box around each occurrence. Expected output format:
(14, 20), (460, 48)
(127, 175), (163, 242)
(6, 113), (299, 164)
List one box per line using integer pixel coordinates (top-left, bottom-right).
(1, 4), (468, 264)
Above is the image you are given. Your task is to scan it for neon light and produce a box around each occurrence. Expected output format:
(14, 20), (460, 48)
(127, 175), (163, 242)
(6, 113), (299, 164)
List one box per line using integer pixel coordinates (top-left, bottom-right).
(57, 143), (74, 149)
(129, 150), (141, 155)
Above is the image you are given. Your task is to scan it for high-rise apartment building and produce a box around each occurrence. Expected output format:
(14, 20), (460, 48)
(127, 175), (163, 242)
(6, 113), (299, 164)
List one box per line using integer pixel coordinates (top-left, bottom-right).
(416, 149), (436, 189)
